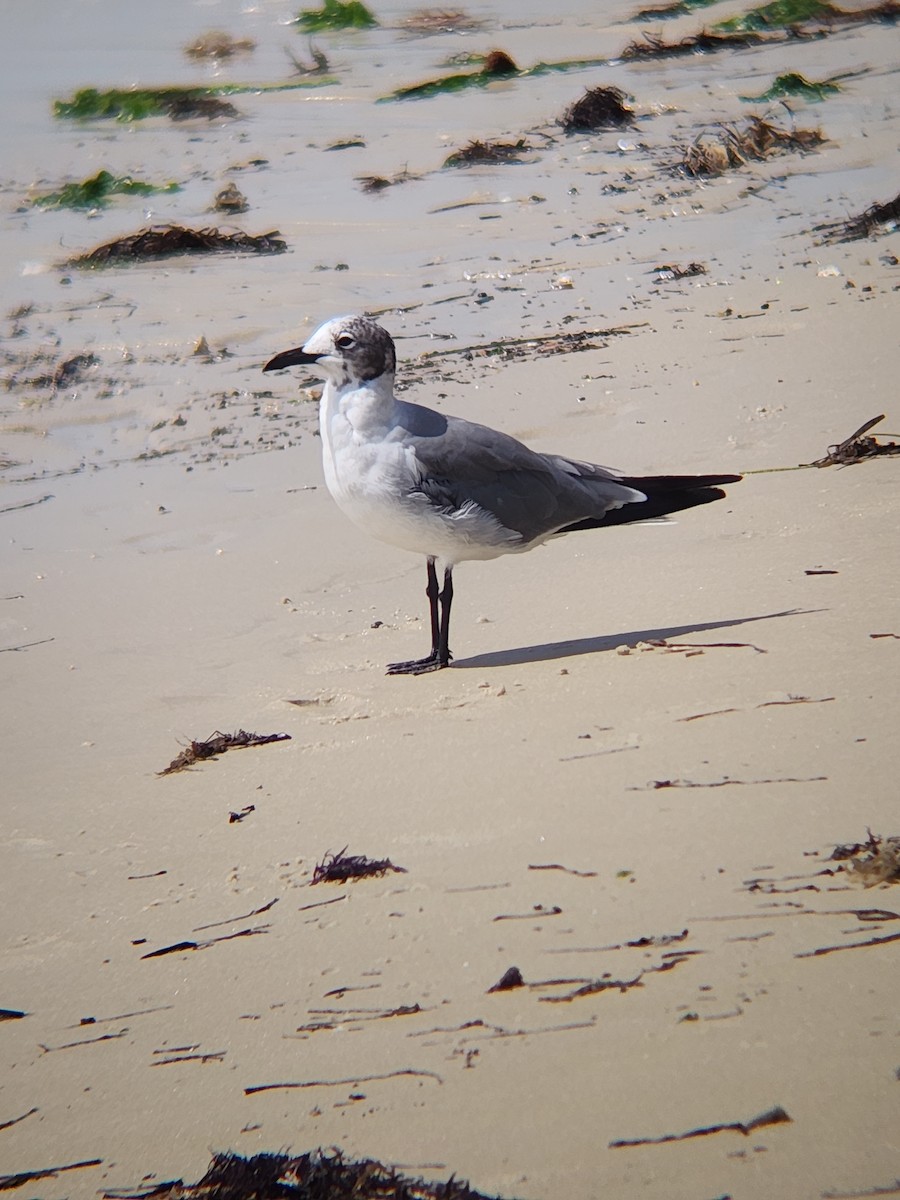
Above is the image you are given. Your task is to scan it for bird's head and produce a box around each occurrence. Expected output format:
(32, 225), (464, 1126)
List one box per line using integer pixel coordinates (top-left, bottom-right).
(263, 315), (397, 388)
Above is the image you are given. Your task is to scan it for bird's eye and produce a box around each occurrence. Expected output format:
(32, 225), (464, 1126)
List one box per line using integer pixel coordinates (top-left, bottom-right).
(335, 334), (355, 350)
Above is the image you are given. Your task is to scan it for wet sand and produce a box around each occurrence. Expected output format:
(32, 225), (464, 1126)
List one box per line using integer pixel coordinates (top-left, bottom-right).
(1, 1), (898, 1196)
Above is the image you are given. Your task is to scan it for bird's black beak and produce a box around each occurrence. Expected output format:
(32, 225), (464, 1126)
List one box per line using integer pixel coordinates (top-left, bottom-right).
(262, 347), (320, 373)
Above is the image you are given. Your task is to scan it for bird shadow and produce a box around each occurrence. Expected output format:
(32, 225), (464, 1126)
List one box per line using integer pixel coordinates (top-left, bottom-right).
(453, 609), (813, 670)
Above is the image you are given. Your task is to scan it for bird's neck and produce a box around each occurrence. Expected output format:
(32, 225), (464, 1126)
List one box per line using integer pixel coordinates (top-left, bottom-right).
(320, 372), (398, 438)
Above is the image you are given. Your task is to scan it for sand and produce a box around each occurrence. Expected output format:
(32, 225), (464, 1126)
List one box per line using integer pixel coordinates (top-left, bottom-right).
(1, 0), (898, 1197)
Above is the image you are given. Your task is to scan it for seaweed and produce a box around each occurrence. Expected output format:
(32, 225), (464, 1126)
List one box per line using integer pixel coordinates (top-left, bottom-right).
(561, 86), (633, 132)
(102, 1148), (509, 1199)
(311, 847), (407, 883)
(634, 0), (722, 19)
(53, 87), (239, 122)
(54, 78), (335, 122)
(715, 0), (836, 29)
(69, 225), (287, 267)
(31, 169), (179, 210)
(620, 28), (774, 58)
(357, 168), (419, 192)
(379, 49), (623, 101)
(442, 138), (531, 167)
(813, 191), (900, 243)
(294, 0), (377, 31)
(831, 831), (900, 885)
(740, 71), (841, 101)
(679, 115), (824, 176)
(381, 49), (519, 101)
(158, 729), (291, 775)
(623, 1), (898, 56)
(803, 414), (900, 467)
(715, 0), (899, 27)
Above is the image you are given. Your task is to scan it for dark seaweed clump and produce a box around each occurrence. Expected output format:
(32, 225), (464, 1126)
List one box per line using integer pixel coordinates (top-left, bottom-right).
(312, 847), (407, 883)
(443, 138), (531, 167)
(814, 191), (900, 243)
(104, 1149), (511, 1200)
(70, 225), (287, 267)
(561, 86), (633, 132)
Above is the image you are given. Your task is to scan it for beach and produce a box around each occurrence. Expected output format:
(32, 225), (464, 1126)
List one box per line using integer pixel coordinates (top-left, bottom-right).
(1, 1), (898, 1196)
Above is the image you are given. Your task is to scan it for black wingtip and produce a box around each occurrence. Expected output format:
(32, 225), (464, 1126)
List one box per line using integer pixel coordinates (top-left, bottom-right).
(562, 473), (741, 534)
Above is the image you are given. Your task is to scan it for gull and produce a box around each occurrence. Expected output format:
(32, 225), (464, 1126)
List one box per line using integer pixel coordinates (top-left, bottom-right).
(264, 315), (740, 675)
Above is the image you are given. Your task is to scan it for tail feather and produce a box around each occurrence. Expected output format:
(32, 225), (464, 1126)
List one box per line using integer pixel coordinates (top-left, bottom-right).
(562, 472), (741, 533)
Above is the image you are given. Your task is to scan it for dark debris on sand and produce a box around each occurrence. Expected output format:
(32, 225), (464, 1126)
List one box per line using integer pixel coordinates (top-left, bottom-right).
(158, 730), (291, 776)
(813, 190), (900, 242)
(679, 115), (824, 176)
(805, 414), (900, 468)
(831, 831), (900, 885)
(70, 225), (286, 266)
(442, 138), (532, 167)
(621, 28), (773, 58)
(561, 86), (633, 132)
(102, 1148), (513, 1200)
(312, 847), (407, 884)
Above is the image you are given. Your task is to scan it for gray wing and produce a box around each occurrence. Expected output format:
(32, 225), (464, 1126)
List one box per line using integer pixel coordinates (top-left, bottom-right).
(391, 401), (646, 545)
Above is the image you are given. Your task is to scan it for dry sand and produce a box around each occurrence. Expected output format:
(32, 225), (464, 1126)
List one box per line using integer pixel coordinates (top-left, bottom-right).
(1, 1), (898, 1197)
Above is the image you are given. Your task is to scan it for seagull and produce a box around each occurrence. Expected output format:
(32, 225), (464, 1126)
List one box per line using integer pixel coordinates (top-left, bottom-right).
(264, 315), (740, 675)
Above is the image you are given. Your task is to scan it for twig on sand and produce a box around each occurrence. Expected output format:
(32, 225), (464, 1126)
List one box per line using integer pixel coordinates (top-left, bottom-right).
(39, 1029), (128, 1053)
(610, 1104), (791, 1148)
(632, 775), (828, 790)
(0, 1107), (38, 1133)
(797, 930), (900, 958)
(528, 862), (597, 877)
(0, 1159), (102, 1191)
(245, 1068), (443, 1095)
(0, 637), (55, 654)
(193, 898), (279, 932)
(141, 926), (269, 959)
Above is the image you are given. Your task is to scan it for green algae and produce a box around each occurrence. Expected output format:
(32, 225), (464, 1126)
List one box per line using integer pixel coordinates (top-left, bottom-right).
(714, 0), (837, 31)
(54, 78), (336, 122)
(32, 170), (180, 210)
(634, 0), (722, 20)
(294, 0), (377, 31)
(740, 71), (841, 101)
(378, 50), (616, 102)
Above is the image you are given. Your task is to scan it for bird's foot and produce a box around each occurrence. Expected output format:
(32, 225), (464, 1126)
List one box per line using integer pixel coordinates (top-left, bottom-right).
(386, 650), (451, 676)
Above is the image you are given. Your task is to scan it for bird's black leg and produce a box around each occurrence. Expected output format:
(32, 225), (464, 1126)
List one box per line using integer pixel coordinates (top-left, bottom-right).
(386, 559), (453, 675)
(436, 566), (453, 667)
(425, 558), (441, 658)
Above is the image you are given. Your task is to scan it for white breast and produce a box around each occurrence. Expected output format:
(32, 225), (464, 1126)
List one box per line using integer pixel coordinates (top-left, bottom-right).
(319, 384), (522, 564)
